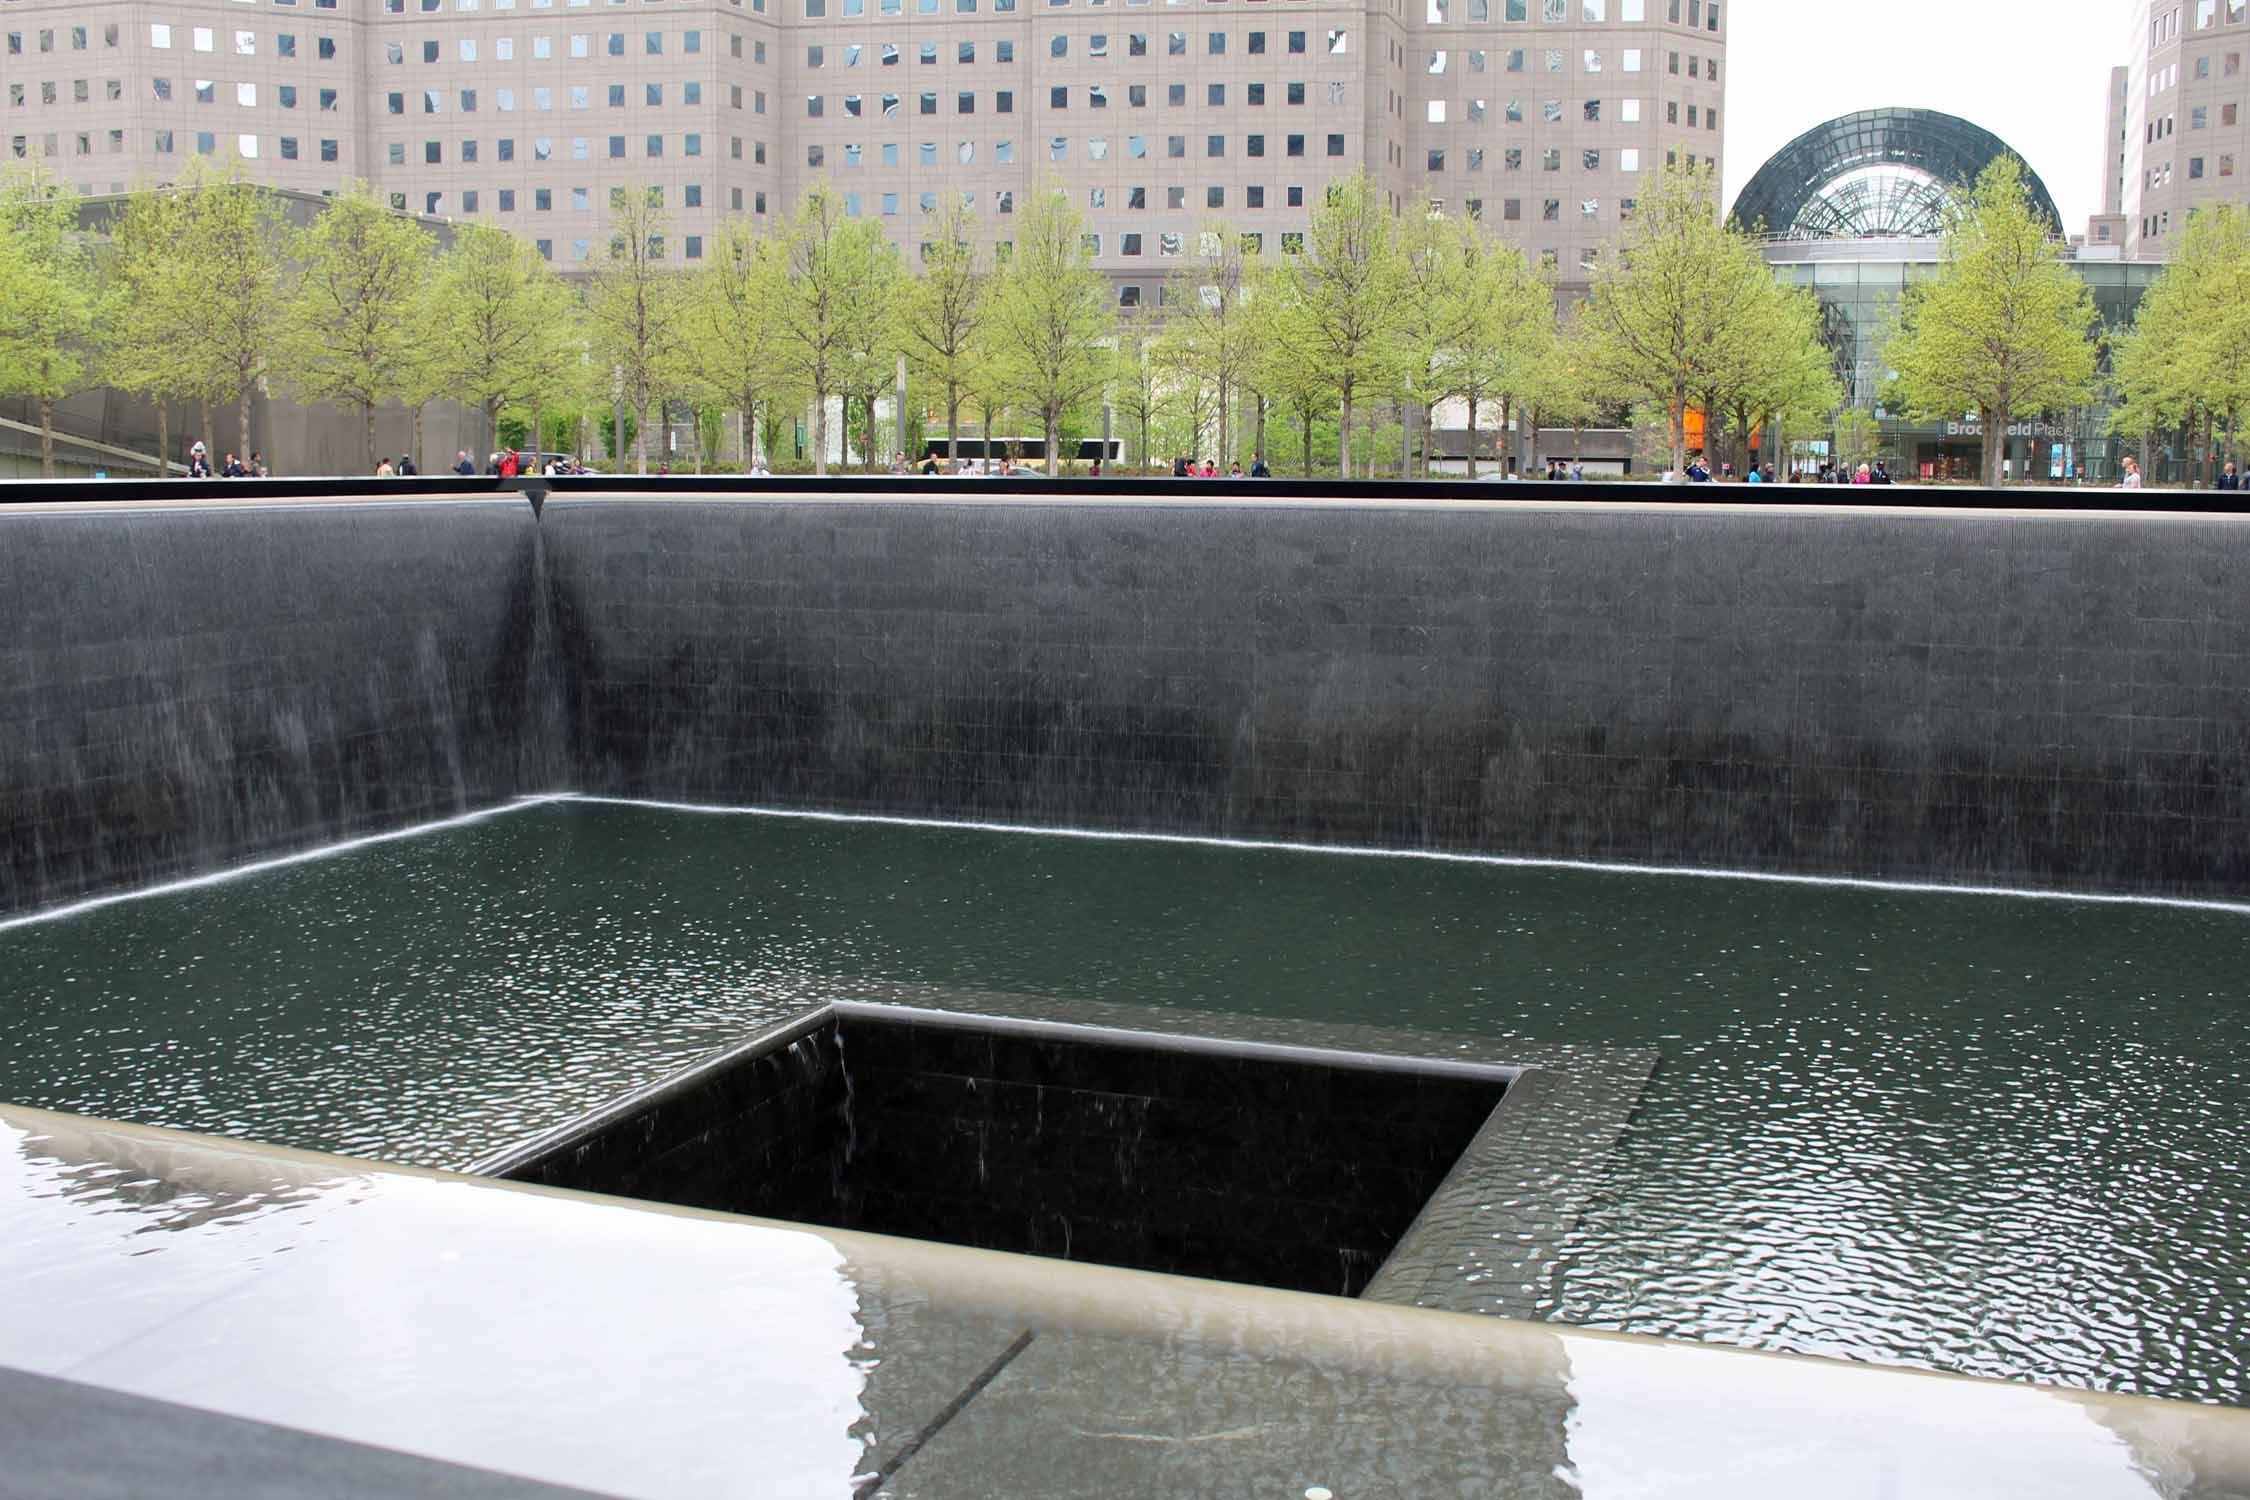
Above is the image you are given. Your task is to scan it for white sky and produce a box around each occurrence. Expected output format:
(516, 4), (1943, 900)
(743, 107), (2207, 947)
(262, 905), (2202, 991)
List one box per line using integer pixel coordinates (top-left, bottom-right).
(1720, 0), (2125, 232)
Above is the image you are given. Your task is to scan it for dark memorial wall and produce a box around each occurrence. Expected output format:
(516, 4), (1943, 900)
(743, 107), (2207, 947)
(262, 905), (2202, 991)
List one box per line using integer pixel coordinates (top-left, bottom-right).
(6, 485), (2249, 913)
(0, 500), (560, 913)
(545, 495), (2250, 896)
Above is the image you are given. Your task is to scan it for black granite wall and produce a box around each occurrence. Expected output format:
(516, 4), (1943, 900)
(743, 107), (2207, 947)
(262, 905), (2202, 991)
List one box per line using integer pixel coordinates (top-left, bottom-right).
(503, 1008), (1508, 1297)
(542, 495), (2250, 896)
(10, 487), (2250, 911)
(505, 1020), (851, 1215)
(0, 500), (560, 913)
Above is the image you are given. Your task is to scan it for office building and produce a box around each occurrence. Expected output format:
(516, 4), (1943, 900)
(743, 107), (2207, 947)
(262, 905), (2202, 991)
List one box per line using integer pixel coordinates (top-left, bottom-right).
(2110, 0), (2250, 256)
(2, 0), (1725, 297)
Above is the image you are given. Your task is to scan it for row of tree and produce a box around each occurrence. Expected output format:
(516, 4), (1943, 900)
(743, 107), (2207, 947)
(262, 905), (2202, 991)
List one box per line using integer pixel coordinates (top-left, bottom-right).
(2111, 200), (2250, 484)
(0, 150), (2139, 484)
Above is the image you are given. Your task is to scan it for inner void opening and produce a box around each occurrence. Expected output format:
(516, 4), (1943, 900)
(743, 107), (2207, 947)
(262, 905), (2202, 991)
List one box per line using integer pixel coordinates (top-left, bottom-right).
(492, 1003), (1515, 1297)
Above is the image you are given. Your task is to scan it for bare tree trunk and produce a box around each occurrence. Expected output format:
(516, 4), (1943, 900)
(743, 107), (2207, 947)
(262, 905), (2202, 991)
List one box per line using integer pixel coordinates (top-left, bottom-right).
(1339, 388), (1355, 478)
(198, 397), (212, 468)
(155, 399), (170, 477)
(1300, 408), (1313, 477)
(411, 403), (426, 474)
(1465, 397), (1479, 480)
(364, 401), (378, 474)
(238, 387), (253, 469)
(37, 393), (55, 478)
(635, 398), (650, 475)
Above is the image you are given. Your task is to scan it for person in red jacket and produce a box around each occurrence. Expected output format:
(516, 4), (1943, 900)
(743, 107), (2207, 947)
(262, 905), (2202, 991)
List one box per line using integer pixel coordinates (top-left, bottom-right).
(498, 450), (521, 478)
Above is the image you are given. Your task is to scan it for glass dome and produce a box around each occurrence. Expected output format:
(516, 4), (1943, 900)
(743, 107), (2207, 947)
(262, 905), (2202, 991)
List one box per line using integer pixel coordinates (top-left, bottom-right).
(1730, 108), (2063, 243)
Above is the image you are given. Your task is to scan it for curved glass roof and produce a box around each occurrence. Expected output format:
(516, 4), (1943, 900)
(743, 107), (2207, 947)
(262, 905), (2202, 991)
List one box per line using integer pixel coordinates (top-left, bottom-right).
(1729, 108), (2064, 242)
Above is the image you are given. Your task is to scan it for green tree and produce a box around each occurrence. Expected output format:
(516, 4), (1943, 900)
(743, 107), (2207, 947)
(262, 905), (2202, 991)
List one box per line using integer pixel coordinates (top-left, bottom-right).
(0, 159), (94, 477)
(770, 182), (893, 475)
(1154, 223), (1262, 466)
(836, 237), (903, 470)
(1578, 157), (1775, 477)
(281, 183), (434, 472)
(177, 163), (291, 465)
(1390, 204), (1482, 477)
(1711, 282), (1841, 477)
(1112, 321), (1165, 470)
(1884, 155), (2098, 486)
(587, 185), (683, 475)
(681, 216), (787, 469)
(432, 222), (585, 462)
(1832, 407), (1882, 471)
(98, 183), (218, 473)
(895, 199), (986, 463)
(1443, 235), (1558, 478)
(983, 182), (1116, 474)
(2111, 203), (2250, 478)
(1265, 170), (1407, 477)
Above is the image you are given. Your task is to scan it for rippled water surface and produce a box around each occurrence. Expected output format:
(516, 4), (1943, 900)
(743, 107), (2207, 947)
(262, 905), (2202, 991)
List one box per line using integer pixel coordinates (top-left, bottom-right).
(3, 798), (2246, 1404)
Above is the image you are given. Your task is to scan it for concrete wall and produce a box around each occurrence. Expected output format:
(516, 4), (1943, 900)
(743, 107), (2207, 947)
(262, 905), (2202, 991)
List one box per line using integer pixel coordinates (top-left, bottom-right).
(0, 497), (560, 913)
(543, 493), (2250, 897)
(7, 485), (2250, 914)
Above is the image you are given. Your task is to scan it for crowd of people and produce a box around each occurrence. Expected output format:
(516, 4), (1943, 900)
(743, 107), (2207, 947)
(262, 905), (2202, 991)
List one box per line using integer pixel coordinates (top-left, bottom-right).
(865, 453), (1276, 477)
(181, 442), (268, 478)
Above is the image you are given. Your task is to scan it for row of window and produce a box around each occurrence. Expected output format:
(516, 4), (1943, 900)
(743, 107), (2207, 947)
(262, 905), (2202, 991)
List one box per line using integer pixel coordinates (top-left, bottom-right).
(1424, 145), (1643, 170)
(385, 0), (694, 13)
(809, 29), (1324, 62)
(1425, 0), (1707, 23)
(2195, 0), (2250, 29)
(383, 26), (705, 58)
(145, 24), (340, 55)
(399, 130), (712, 156)
(383, 83), (735, 111)
(793, 133), (1671, 168)
(801, 131), (1358, 163)
(807, 81), (1346, 113)
(799, 0), (1717, 23)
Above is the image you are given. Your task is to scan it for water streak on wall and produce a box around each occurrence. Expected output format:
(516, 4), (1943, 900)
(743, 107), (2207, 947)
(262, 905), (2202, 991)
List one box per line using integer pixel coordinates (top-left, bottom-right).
(5, 491), (2247, 914)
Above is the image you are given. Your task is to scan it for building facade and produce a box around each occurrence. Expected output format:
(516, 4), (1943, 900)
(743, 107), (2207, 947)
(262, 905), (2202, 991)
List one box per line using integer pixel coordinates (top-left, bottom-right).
(1, 0), (1725, 297)
(2112, 0), (2250, 258)
(1767, 238), (2162, 483)
(1731, 108), (2161, 485)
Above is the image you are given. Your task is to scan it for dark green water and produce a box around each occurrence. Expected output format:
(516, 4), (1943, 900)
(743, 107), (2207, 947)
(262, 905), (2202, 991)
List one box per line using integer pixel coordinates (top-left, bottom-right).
(3, 798), (2246, 1404)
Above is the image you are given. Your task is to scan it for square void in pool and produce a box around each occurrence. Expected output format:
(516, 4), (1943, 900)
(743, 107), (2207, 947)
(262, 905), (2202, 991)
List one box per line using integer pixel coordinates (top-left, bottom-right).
(481, 1001), (1517, 1297)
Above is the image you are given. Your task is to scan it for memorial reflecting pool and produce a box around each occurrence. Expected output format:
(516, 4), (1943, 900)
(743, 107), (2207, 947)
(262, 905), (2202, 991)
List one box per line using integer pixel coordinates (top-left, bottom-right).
(1, 797), (2244, 1405)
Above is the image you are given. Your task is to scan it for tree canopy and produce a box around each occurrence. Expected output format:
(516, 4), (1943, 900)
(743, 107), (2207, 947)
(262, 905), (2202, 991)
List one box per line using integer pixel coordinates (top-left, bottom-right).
(1884, 155), (2097, 485)
(0, 160), (94, 475)
(982, 183), (1116, 473)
